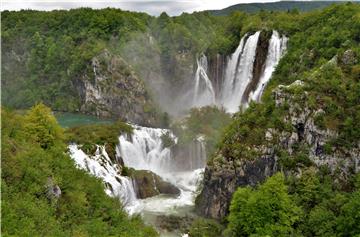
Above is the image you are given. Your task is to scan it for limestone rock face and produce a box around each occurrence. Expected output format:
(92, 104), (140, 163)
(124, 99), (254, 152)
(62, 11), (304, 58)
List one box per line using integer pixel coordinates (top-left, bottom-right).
(341, 49), (357, 66)
(196, 79), (360, 219)
(77, 49), (158, 126)
(130, 169), (180, 199)
(46, 177), (62, 201)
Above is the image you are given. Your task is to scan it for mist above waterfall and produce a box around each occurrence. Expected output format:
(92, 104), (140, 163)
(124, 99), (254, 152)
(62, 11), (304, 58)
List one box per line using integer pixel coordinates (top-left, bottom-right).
(192, 55), (216, 108)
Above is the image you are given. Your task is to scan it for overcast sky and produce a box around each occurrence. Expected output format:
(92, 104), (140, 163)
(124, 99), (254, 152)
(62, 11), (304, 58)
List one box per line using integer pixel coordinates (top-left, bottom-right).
(0, 0), (350, 16)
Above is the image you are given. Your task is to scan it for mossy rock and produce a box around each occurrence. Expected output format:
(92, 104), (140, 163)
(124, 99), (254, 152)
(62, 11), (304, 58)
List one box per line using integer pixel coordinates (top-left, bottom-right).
(130, 170), (180, 199)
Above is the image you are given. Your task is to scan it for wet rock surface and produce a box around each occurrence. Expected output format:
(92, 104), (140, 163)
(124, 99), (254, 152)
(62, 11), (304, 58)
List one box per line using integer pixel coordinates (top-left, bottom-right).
(130, 169), (181, 199)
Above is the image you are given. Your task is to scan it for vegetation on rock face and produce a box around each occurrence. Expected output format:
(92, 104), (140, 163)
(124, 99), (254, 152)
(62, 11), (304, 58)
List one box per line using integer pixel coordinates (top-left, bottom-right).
(172, 106), (232, 156)
(1, 104), (157, 236)
(1, 8), (231, 118)
(65, 120), (132, 157)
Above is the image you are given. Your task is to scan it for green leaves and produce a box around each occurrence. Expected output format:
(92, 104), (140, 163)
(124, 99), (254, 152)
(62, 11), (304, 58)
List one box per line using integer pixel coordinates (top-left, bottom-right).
(227, 173), (302, 236)
(24, 103), (64, 149)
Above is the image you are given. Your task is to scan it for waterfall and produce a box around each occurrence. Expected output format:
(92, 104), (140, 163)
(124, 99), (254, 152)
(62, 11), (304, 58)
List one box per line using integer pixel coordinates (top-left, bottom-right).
(219, 30), (287, 113)
(221, 33), (247, 107)
(118, 125), (176, 176)
(249, 31), (288, 102)
(68, 144), (138, 212)
(220, 31), (261, 113)
(68, 123), (207, 216)
(193, 55), (216, 107)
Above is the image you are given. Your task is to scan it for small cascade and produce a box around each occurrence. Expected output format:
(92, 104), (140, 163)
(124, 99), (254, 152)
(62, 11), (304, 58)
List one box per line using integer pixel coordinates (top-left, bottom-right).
(220, 31), (261, 113)
(193, 55), (216, 107)
(68, 144), (138, 212)
(190, 136), (207, 170)
(249, 31), (288, 103)
(118, 125), (176, 176)
(171, 135), (207, 171)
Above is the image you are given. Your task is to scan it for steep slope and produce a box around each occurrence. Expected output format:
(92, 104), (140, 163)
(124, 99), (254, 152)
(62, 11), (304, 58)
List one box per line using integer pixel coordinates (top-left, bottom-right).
(196, 3), (360, 219)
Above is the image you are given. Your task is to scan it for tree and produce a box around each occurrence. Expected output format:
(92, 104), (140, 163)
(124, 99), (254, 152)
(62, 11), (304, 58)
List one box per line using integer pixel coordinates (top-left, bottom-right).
(24, 103), (64, 149)
(226, 173), (302, 236)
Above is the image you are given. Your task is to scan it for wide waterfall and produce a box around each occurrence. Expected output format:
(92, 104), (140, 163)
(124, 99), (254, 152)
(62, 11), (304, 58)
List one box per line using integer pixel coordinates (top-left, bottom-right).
(192, 30), (288, 113)
(118, 125), (175, 176)
(192, 55), (216, 108)
(220, 31), (261, 113)
(69, 124), (206, 217)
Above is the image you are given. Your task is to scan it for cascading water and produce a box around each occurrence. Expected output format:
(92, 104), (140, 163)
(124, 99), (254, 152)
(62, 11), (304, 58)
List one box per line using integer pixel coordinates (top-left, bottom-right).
(190, 30), (288, 113)
(220, 31), (261, 113)
(192, 55), (216, 107)
(68, 144), (138, 213)
(221, 34), (247, 107)
(118, 125), (205, 213)
(118, 125), (175, 176)
(249, 31), (288, 102)
(68, 124), (206, 222)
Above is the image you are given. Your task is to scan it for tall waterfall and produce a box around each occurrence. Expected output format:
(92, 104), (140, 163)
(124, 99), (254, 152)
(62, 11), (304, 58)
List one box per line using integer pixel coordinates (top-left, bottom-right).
(220, 31), (261, 113)
(221, 34), (248, 107)
(191, 30), (288, 113)
(193, 55), (216, 107)
(249, 31), (288, 102)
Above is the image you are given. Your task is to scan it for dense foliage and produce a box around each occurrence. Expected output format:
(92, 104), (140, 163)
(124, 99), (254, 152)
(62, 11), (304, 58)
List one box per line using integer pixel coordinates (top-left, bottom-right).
(226, 171), (360, 237)
(2, 8), (151, 111)
(1, 104), (157, 236)
(172, 106), (232, 156)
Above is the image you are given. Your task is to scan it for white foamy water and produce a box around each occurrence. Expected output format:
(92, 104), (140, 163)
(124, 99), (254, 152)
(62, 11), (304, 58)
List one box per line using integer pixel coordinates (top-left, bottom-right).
(192, 55), (216, 108)
(68, 124), (206, 218)
(191, 31), (288, 113)
(249, 31), (288, 103)
(68, 144), (138, 213)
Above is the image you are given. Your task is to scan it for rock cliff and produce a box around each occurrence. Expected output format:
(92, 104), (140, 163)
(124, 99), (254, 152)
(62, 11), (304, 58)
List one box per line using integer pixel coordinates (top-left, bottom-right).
(196, 77), (360, 219)
(75, 49), (160, 126)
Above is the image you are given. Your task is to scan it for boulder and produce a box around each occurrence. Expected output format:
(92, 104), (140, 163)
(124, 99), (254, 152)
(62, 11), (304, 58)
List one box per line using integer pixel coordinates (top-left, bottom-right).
(130, 169), (180, 199)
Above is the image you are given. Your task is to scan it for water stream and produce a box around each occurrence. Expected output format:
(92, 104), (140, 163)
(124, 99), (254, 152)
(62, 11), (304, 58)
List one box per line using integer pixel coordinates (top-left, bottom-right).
(69, 125), (205, 236)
